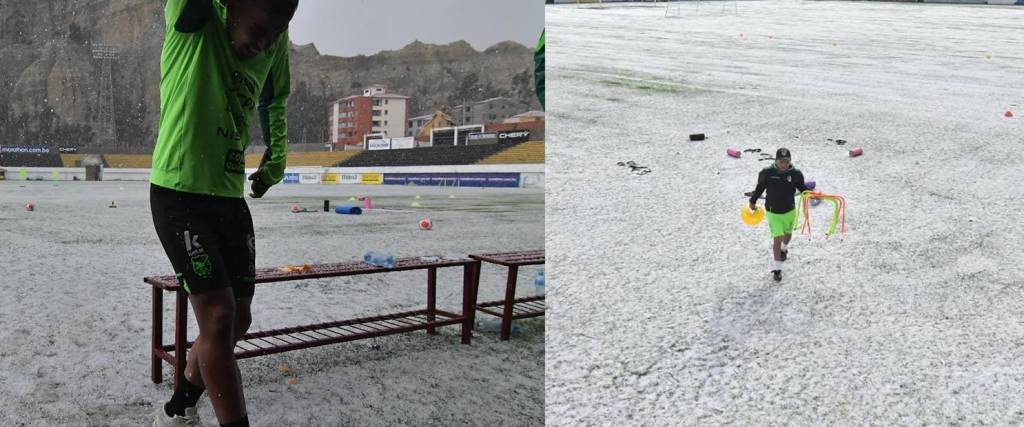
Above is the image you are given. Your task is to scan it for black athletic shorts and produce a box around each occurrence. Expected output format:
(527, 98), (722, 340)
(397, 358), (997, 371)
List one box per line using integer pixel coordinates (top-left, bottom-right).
(150, 184), (256, 296)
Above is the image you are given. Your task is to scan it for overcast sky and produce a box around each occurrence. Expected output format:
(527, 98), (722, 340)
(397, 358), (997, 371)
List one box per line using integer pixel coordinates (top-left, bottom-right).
(288, 0), (545, 57)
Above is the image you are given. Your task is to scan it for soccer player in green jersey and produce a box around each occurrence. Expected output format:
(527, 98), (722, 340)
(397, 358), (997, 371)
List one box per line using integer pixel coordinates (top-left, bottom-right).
(150, 1), (298, 426)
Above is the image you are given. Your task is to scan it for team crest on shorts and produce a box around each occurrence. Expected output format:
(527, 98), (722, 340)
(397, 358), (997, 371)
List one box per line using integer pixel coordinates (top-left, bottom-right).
(191, 254), (212, 278)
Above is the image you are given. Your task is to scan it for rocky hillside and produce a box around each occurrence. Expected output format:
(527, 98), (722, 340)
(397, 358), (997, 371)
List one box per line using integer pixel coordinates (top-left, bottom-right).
(0, 0), (539, 149)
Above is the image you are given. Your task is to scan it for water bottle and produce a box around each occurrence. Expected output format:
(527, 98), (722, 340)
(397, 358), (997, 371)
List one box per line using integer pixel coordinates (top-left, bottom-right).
(476, 317), (522, 334)
(534, 271), (545, 296)
(476, 317), (502, 333)
(363, 251), (396, 268)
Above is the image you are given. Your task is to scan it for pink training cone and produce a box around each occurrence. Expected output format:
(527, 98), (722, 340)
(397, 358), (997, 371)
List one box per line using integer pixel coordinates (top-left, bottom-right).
(727, 148), (742, 158)
(419, 218), (433, 230)
(363, 197), (373, 210)
(849, 147), (864, 157)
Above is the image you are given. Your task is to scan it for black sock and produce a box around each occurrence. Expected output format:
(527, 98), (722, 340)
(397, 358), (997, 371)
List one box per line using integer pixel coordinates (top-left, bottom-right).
(221, 415), (250, 427)
(164, 377), (205, 417)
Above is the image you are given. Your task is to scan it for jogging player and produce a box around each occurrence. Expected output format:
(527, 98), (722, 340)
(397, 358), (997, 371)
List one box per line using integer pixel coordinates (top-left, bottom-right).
(150, 0), (297, 426)
(748, 147), (808, 282)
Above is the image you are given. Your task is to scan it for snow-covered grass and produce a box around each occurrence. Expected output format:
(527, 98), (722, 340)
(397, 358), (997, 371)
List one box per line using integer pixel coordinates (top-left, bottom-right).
(0, 181), (543, 425)
(546, 1), (1024, 424)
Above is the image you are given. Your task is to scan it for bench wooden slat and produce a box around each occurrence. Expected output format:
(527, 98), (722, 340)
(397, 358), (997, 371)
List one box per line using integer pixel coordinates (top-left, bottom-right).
(145, 256), (475, 290)
(476, 296), (546, 318)
(469, 250), (544, 267)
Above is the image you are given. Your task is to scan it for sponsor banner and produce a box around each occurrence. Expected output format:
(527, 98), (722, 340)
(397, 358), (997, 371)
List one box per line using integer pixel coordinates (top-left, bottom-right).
(367, 138), (390, 150)
(283, 172), (300, 184)
(383, 173), (520, 188)
(339, 173), (360, 184)
(299, 173), (320, 184)
(390, 137), (415, 150)
(467, 132), (498, 141)
(58, 147), (78, 153)
(466, 132), (499, 145)
(1, 146), (51, 154)
(361, 172), (383, 185)
(321, 173), (340, 184)
(496, 130), (530, 143)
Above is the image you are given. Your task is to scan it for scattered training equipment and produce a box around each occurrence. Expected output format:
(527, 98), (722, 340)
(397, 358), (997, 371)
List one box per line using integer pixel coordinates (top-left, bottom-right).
(334, 205), (363, 215)
(805, 180), (822, 205)
(410, 201), (422, 208)
(727, 148), (742, 158)
(419, 218), (433, 230)
(689, 133), (706, 141)
(363, 197), (373, 210)
(1006, 111), (1014, 118)
(795, 191), (847, 239)
(414, 195), (422, 200)
(109, 201), (118, 208)
(618, 161), (652, 175)
(291, 204), (302, 213)
(324, 200), (330, 212)
(25, 203), (35, 212)
(348, 196), (357, 202)
(849, 147), (864, 157)
(808, 183), (822, 206)
(741, 205), (765, 226)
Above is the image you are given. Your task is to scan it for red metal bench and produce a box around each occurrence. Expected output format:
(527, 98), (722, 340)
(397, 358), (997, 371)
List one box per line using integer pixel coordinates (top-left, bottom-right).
(469, 250), (545, 340)
(145, 257), (480, 386)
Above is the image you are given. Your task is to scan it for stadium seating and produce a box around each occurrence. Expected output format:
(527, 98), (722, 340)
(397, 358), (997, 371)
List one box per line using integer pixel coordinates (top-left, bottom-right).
(103, 154), (153, 168)
(60, 154), (84, 167)
(0, 152), (65, 167)
(246, 150), (361, 168)
(478, 141), (545, 164)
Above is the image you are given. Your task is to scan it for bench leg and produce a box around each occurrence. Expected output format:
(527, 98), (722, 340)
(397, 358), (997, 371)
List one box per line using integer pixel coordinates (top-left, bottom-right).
(426, 267), (437, 335)
(151, 287), (163, 384)
(173, 290), (188, 388)
(500, 266), (519, 341)
(468, 260), (482, 332)
(461, 262), (479, 344)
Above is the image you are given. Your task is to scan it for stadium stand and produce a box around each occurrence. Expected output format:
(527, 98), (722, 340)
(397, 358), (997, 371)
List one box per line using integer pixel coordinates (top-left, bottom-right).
(104, 154), (153, 168)
(60, 154), (84, 167)
(245, 150), (360, 168)
(478, 141), (545, 164)
(0, 152), (65, 167)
